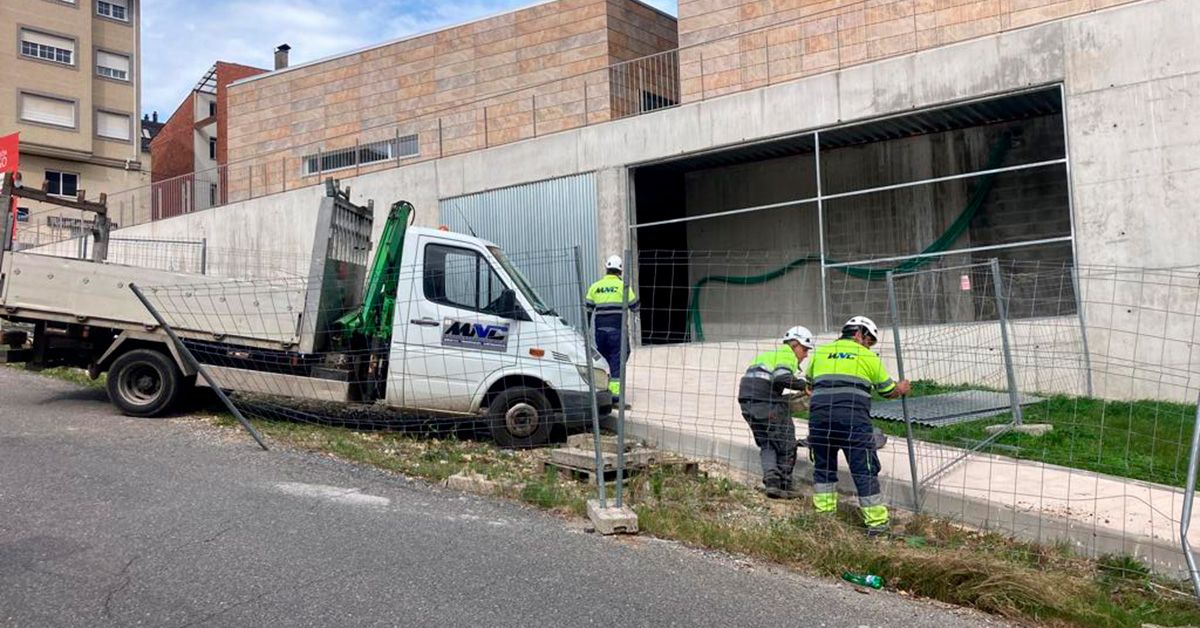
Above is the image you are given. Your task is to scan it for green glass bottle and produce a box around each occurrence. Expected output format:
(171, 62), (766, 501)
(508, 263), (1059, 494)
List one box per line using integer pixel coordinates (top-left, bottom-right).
(842, 572), (883, 589)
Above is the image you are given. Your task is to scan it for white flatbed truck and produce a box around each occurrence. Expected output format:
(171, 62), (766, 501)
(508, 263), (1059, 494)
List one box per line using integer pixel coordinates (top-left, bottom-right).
(0, 178), (610, 447)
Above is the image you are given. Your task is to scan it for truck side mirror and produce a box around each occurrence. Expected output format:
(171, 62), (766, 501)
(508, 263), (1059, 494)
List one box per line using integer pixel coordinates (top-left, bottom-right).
(497, 289), (529, 321)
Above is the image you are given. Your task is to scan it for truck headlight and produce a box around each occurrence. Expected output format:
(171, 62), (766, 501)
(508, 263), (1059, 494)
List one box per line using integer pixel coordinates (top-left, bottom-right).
(576, 365), (609, 389)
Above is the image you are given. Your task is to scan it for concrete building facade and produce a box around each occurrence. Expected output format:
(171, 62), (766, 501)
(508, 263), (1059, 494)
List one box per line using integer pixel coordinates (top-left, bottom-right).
(116, 0), (1197, 399)
(0, 0), (146, 244)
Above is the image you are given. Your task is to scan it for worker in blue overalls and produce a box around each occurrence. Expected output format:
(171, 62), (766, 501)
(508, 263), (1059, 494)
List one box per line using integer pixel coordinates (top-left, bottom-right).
(586, 255), (638, 405)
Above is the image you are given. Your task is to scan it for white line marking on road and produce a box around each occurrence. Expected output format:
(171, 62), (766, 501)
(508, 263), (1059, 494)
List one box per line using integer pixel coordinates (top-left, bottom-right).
(273, 482), (391, 507)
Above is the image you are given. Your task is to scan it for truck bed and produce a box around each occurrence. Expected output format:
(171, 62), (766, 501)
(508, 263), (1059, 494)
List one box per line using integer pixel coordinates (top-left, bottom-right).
(1, 252), (308, 351)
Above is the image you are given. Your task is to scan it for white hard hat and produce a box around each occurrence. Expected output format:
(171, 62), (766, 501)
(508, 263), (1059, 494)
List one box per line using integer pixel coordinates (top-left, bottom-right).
(844, 315), (880, 341)
(605, 255), (624, 272)
(782, 325), (815, 349)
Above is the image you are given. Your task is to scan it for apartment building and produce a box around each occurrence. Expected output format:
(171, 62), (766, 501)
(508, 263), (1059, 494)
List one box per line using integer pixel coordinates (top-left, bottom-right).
(150, 61), (267, 219)
(0, 0), (145, 243)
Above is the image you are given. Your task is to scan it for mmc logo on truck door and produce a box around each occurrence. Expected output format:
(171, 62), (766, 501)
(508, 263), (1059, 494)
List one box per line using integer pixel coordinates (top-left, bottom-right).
(442, 319), (510, 352)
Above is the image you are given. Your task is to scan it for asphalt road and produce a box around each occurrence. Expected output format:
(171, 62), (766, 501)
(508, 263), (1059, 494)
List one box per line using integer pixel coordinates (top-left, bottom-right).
(0, 367), (1003, 627)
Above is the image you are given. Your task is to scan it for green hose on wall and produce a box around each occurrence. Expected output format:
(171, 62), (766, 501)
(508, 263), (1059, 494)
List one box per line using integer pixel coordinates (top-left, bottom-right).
(687, 132), (1013, 341)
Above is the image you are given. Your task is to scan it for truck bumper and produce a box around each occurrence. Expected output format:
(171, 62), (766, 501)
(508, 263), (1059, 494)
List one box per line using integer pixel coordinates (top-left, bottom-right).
(561, 389), (613, 427)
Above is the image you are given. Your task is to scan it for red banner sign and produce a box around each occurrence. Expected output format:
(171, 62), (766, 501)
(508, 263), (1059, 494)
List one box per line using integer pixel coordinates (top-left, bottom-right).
(0, 132), (18, 240)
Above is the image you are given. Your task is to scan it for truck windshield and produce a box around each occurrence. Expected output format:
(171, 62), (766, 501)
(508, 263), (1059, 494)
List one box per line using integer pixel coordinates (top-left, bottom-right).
(488, 246), (553, 316)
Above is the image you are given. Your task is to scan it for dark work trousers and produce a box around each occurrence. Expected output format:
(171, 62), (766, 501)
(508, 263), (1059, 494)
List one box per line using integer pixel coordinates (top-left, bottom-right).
(739, 400), (797, 489)
(595, 324), (623, 378)
(807, 415), (881, 499)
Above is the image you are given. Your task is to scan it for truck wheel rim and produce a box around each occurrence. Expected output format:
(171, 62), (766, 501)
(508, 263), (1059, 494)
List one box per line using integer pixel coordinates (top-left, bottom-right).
(119, 365), (162, 405)
(505, 402), (539, 438)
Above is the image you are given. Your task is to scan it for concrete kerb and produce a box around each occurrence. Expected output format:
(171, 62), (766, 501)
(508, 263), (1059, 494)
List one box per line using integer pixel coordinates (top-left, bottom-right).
(617, 416), (1195, 577)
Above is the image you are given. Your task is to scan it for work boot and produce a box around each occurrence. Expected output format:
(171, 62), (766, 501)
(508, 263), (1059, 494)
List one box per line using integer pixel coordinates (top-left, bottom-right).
(770, 479), (802, 500)
(865, 525), (891, 539)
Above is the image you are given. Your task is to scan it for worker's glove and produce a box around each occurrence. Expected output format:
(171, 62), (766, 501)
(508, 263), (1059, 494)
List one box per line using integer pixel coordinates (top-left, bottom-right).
(786, 392), (809, 414)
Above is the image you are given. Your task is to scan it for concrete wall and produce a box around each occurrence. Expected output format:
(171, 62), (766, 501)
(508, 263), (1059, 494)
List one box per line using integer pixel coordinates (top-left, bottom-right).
(674, 0), (1144, 103)
(99, 185), (326, 280)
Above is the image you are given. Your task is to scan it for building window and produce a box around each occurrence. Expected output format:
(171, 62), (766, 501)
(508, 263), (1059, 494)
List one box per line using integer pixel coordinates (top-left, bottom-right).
(19, 29), (75, 66)
(96, 50), (130, 81)
(209, 184), (218, 206)
(301, 135), (419, 176)
(20, 93), (76, 128)
(208, 101), (217, 117)
(16, 208), (30, 223)
(209, 137), (217, 160)
(45, 170), (79, 198)
(97, 0), (128, 21)
(97, 110), (131, 141)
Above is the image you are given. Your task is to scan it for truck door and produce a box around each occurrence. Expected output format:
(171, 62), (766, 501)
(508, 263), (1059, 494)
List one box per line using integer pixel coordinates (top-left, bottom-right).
(401, 238), (520, 412)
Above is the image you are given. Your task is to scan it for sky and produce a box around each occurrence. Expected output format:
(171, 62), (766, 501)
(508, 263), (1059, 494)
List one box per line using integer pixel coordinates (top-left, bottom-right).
(141, 0), (677, 118)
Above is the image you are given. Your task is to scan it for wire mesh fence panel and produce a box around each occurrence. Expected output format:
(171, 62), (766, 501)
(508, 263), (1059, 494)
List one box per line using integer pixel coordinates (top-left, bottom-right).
(623, 249), (827, 490)
(617, 248), (1200, 581)
(885, 260), (1027, 491)
(136, 243), (609, 453)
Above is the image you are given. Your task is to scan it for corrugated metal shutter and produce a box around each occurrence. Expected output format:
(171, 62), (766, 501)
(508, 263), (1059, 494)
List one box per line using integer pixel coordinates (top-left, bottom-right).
(440, 173), (600, 330)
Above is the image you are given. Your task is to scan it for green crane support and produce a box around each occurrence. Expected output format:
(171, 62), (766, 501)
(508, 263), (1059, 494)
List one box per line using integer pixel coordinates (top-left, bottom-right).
(335, 200), (414, 343)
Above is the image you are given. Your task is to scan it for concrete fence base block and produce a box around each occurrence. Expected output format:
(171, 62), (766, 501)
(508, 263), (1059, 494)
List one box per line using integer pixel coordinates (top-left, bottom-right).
(587, 499), (639, 535)
(985, 423), (1054, 437)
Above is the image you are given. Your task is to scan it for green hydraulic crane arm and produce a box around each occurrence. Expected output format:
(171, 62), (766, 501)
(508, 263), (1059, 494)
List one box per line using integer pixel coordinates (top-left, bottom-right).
(335, 200), (414, 342)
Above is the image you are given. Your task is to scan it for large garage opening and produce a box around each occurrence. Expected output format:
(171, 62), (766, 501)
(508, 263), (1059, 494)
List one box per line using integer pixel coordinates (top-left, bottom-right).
(631, 87), (1074, 345)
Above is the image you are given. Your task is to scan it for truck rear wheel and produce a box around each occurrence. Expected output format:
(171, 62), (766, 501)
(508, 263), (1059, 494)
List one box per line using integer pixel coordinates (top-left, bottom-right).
(487, 386), (553, 448)
(106, 349), (185, 417)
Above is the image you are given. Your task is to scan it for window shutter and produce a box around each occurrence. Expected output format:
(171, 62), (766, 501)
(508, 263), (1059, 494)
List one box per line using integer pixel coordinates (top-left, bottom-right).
(97, 51), (129, 73)
(21, 30), (74, 51)
(21, 94), (75, 127)
(98, 111), (130, 140)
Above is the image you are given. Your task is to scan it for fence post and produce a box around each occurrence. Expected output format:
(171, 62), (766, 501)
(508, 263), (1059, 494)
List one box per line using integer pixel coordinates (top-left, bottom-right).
(573, 246), (607, 508)
(614, 248), (634, 508)
(129, 283), (268, 450)
(1180, 393), (1200, 597)
(886, 270), (922, 512)
(989, 258), (1024, 425)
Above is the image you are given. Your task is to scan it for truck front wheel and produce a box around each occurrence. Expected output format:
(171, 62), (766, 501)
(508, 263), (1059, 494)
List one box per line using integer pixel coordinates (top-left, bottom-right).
(487, 386), (553, 448)
(106, 349), (185, 417)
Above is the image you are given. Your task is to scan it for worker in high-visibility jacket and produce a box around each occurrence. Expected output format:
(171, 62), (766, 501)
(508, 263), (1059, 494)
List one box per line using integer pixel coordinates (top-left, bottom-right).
(806, 316), (910, 535)
(585, 255), (638, 403)
(737, 326), (815, 499)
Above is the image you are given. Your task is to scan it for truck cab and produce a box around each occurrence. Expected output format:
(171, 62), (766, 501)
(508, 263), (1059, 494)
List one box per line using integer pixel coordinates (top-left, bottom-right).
(393, 226), (611, 446)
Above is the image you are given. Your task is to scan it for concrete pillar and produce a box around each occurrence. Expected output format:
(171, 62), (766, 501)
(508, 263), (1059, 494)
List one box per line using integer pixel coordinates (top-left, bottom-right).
(595, 167), (630, 269)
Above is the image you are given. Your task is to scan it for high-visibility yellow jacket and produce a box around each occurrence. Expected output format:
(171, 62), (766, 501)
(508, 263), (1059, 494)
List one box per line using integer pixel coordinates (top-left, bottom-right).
(805, 338), (896, 420)
(585, 274), (638, 329)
